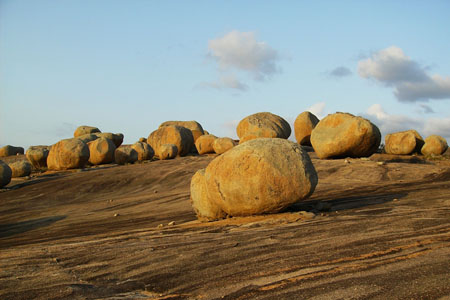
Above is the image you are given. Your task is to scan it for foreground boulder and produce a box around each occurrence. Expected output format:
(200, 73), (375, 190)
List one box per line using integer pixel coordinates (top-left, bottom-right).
(237, 112), (291, 144)
(114, 146), (138, 165)
(88, 137), (116, 165)
(47, 139), (90, 170)
(0, 160), (12, 187)
(385, 130), (424, 155)
(311, 112), (381, 159)
(148, 125), (194, 157)
(294, 111), (319, 146)
(131, 142), (154, 161)
(26, 146), (50, 169)
(195, 135), (217, 155)
(213, 137), (237, 154)
(421, 135), (448, 156)
(159, 144), (178, 160)
(159, 121), (204, 142)
(0, 145), (24, 157)
(93, 132), (124, 148)
(74, 125), (101, 137)
(191, 138), (318, 220)
(8, 161), (32, 177)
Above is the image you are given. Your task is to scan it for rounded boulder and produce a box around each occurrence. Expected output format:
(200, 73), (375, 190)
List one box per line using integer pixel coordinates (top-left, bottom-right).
(213, 137), (237, 154)
(8, 160), (32, 177)
(385, 130), (424, 155)
(47, 139), (90, 170)
(195, 135), (217, 155)
(88, 137), (116, 165)
(0, 145), (24, 157)
(159, 144), (178, 160)
(93, 132), (124, 148)
(74, 125), (101, 137)
(0, 160), (12, 188)
(26, 146), (50, 169)
(159, 121), (204, 142)
(311, 112), (381, 159)
(421, 135), (448, 156)
(294, 111), (319, 146)
(131, 142), (154, 161)
(114, 146), (138, 165)
(237, 112), (291, 144)
(148, 125), (194, 158)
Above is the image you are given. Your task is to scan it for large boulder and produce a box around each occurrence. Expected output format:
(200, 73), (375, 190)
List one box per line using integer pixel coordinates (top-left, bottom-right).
(26, 146), (50, 169)
(237, 112), (291, 144)
(311, 112), (381, 159)
(159, 121), (204, 142)
(88, 137), (116, 165)
(75, 134), (98, 144)
(190, 169), (226, 221)
(131, 142), (154, 161)
(421, 135), (448, 156)
(114, 146), (138, 165)
(0, 160), (12, 188)
(47, 139), (90, 170)
(93, 132), (124, 148)
(0, 145), (24, 157)
(74, 125), (101, 137)
(8, 160), (32, 177)
(385, 130), (424, 155)
(147, 125), (194, 158)
(159, 144), (178, 160)
(191, 138), (318, 219)
(294, 111), (319, 146)
(195, 135), (217, 155)
(213, 137), (237, 154)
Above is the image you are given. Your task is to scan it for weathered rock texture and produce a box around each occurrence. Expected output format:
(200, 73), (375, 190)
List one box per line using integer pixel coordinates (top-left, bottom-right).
(421, 135), (448, 156)
(76, 134), (98, 144)
(114, 146), (138, 165)
(195, 135), (217, 155)
(159, 121), (205, 142)
(311, 112), (381, 159)
(159, 144), (178, 160)
(88, 138), (116, 165)
(93, 133), (124, 148)
(0, 145), (24, 157)
(213, 137), (237, 154)
(26, 146), (50, 169)
(8, 160), (32, 177)
(74, 126), (101, 137)
(191, 138), (318, 220)
(148, 125), (194, 158)
(47, 139), (90, 170)
(294, 111), (319, 146)
(0, 160), (12, 187)
(385, 130), (424, 155)
(237, 112), (291, 144)
(131, 142), (154, 161)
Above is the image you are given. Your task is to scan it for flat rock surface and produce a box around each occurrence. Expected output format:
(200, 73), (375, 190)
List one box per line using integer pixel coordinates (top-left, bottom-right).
(1, 154), (449, 299)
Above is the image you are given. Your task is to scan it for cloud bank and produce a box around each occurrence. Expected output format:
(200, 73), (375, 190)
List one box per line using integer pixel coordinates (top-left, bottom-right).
(358, 46), (450, 102)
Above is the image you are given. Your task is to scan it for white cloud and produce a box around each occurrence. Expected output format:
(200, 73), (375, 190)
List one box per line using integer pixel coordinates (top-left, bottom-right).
(358, 46), (450, 102)
(307, 102), (326, 119)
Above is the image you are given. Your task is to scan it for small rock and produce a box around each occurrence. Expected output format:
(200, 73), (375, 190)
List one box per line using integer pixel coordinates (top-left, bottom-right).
(393, 198), (398, 202)
(377, 161), (385, 166)
(154, 190), (158, 194)
(168, 221), (175, 226)
(344, 159), (350, 164)
(298, 211), (316, 219)
(114, 213), (119, 217)
(157, 224), (164, 228)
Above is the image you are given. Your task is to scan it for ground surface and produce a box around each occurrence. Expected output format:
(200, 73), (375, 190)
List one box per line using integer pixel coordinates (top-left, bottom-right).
(1, 152), (449, 299)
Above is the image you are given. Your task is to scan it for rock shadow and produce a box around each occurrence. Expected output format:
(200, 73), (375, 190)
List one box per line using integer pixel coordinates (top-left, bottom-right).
(0, 215), (66, 239)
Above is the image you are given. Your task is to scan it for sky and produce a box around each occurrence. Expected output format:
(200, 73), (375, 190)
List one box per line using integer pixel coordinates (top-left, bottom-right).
(1, 0), (450, 149)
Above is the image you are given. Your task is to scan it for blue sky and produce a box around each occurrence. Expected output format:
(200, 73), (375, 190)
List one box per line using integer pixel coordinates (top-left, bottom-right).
(1, 0), (450, 149)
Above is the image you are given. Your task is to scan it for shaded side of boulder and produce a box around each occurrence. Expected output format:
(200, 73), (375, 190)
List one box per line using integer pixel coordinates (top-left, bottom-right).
(26, 146), (50, 169)
(294, 111), (319, 146)
(213, 137), (236, 154)
(114, 146), (138, 165)
(74, 125), (101, 137)
(75, 134), (99, 144)
(93, 132), (124, 148)
(385, 130), (424, 155)
(0, 160), (12, 187)
(0, 145), (24, 157)
(159, 121), (204, 142)
(195, 135), (217, 155)
(311, 112), (381, 159)
(203, 138), (318, 217)
(159, 144), (178, 160)
(421, 135), (448, 156)
(8, 160), (32, 177)
(190, 169), (227, 221)
(147, 125), (194, 157)
(131, 142), (154, 161)
(237, 112), (291, 144)
(88, 137), (116, 165)
(47, 139), (90, 170)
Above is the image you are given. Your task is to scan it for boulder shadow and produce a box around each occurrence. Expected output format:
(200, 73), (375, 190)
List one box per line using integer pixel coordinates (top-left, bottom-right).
(0, 215), (66, 239)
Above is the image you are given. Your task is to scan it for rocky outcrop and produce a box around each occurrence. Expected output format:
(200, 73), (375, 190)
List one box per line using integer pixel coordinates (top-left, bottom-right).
(88, 138), (116, 165)
(237, 112), (291, 143)
(159, 144), (178, 160)
(26, 146), (50, 169)
(385, 130), (424, 155)
(131, 142), (154, 161)
(159, 121), (204, 142)
(8, 161), (32, 177)
(421, 135), (448, 156)
(0, 145), (24, 157)
(195, 135), (217, 155)
(148, 125), (194, 158)
(74, 126), (101, 137)
(47, 139), (90, 170)
(114, 146), (138, 165)
(294, 111), (319, 146)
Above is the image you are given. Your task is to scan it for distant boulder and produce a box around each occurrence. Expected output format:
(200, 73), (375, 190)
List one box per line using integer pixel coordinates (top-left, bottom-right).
(88, 137), (116, 165)
(159, 121), (205, 142)
(148, 125), (194, 158)
(294, 111), (319, 146)
(421, 135), (448, 156)
(74, 125), (101, 137)
(114, 146), (138, 165)
(131, 142), (154, 161)
(0, 160), (12, 188)
(47, 139), (90, 170)
(195, 135), (217, 155)
(212, 137), (236, 154)
(0, 145), (24, 157)
(8, 160), (32, 177)
(237, 112), (291, 144)
(138, 137), (147, 143)
(159, 144), (178, 160)
(385, 130), (424, 155)
(75, 134), (98, 144)
(93, 132), (124, 148)
(311, 112), (381, 159)
(26, 146), (50, 169)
